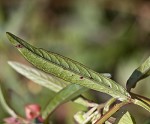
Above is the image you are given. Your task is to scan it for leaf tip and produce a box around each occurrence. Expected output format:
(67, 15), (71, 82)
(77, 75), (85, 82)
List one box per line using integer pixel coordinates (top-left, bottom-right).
(6, 32), (11, 35)
(6, 32), (13, 39)
(6, 32), (16, 44)
(6, 32), (22, 47)
(7, 61), (14, 67)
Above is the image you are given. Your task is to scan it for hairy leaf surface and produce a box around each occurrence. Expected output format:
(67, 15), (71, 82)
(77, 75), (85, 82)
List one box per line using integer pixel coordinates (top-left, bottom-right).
(8, 61), (111, 92)
(6, 32), (130, 101)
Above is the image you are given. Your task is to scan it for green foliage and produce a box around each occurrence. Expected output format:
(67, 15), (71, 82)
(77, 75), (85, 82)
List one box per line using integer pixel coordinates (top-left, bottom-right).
(118, 111), (135, 124)
(127, 56), (150, 91)
(0, 1), (150, 123)
(42, 84), (87, 120)
(133, 98), (150, 113)
(0, 84), (17, 117)
(8, 61), (114, 121)
(8, 61), (68, 92)
(1, 32), (149, 123)
(6, 32), (130, 101)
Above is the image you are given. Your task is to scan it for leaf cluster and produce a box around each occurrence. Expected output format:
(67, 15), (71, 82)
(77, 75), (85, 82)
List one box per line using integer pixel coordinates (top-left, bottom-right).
(0, 33), (149, 124)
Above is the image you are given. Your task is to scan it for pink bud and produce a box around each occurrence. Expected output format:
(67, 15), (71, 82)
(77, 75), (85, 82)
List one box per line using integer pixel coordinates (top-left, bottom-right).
(3, 117), (21, 124)
(37, 116), (44, 122)
(25, 104), (41, 120)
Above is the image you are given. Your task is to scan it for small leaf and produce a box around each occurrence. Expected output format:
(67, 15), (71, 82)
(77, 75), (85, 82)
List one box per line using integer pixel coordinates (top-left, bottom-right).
(6, 32), (130, 101)
(8, 61), (111, 93)
(8, 61), (68, 92)
(42, 84), (88, 119)
(133, 98), (150, 113)
(118, 111), (135, 124)
(0, 83), (17, 117)
(126, 56), (150, 91)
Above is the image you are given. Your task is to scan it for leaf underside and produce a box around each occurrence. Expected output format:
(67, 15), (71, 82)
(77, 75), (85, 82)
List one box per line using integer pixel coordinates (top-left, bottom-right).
(8, 61), (89, 119)
(6, 32), (130, 101)
(8, 61), (90, 119)
(8, 61), (69, 92)
(8, 61), (111, 92)
(126, 56), (150, 91)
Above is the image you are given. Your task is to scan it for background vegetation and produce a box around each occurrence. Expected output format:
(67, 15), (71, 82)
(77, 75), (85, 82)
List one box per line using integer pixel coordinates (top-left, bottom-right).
(0, 0), (150, 123)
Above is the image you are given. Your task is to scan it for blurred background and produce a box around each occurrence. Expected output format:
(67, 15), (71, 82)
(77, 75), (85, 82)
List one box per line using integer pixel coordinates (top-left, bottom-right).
(0, 0), (150, 123)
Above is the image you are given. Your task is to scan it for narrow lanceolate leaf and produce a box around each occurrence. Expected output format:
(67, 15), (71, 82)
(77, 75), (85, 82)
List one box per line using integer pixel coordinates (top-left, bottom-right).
(8, 61), (69, 92)
(133, 98), (150, 113)
(118, 111), (135, 124)
(8, 61), (111, 93)
(126, 56), (150, 91)
(0, 84), (17, 117)
(6, 32), (130, 101)
(42, 84), (87, 119)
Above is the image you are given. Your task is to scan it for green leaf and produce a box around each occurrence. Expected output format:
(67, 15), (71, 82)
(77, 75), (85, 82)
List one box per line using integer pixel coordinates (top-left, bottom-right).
(126, 56), (150, 91)
(8, 61), (111, 93)
(0, 83), (17, 117)
(8, 61), (69, 92)
(133, 98), (150, 113)
(42, 84), (87, 119)
(6, 32), (130, 101)
(118, 111), (135, 124)
(8, 62), (89, 120)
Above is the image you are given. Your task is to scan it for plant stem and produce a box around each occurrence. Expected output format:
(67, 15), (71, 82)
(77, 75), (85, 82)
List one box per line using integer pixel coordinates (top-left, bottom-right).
(96, 101), (129, 124)
(0, 84), (17, 117)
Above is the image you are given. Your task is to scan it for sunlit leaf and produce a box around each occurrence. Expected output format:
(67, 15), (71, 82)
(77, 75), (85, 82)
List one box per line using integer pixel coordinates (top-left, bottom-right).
(6, 32), (130, 101)
(118, 111), (135, 124)
(8, 61), (68, 92)
(42, 84), (87, 119)
(126, 56), (150, 91)
(0, 83), (17, 117)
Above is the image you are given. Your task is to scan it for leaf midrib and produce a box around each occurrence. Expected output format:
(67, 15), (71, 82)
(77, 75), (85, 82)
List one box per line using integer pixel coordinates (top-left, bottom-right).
(15, 37), (108, 84)
(7, 32), (129, 99)
(21, 43), (129, 97)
